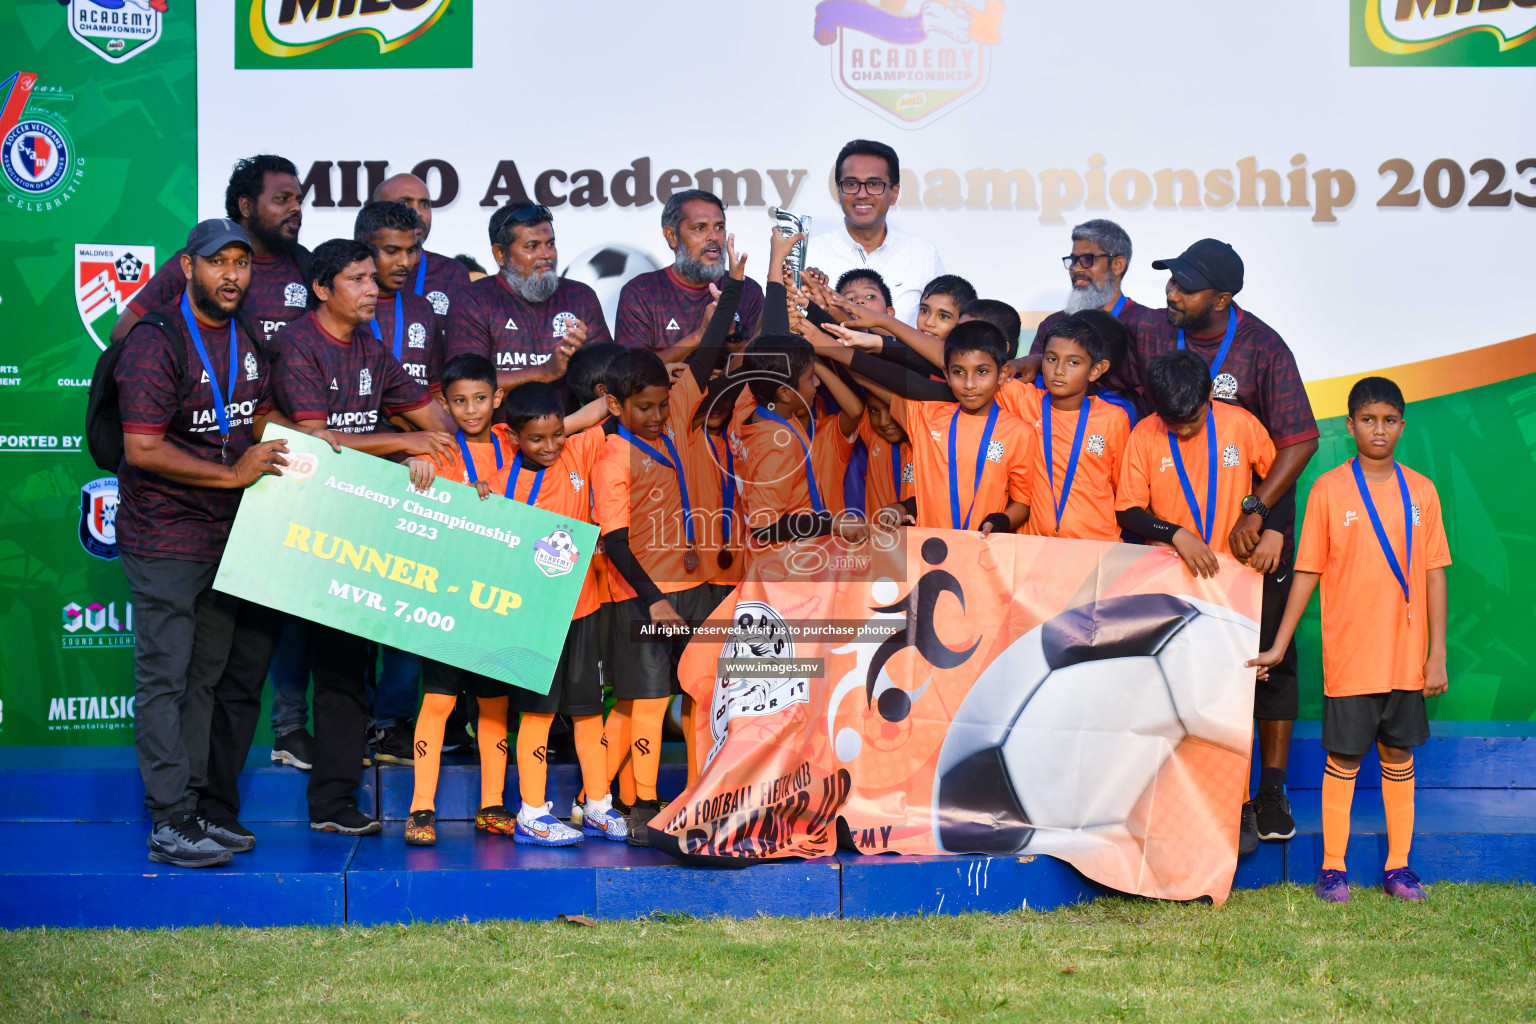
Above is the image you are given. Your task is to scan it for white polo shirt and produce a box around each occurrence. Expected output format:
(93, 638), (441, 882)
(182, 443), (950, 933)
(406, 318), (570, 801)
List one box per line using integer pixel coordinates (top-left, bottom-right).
(807, 222), (945, 326)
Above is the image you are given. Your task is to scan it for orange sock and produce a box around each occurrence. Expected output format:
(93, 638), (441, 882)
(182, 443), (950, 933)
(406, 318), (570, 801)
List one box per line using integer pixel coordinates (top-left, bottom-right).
(631, 697), (669, 801)
(681, 696), (700, 785)
(1321, 755), (1358, 871)
(517, 712), (555, 808)
(476, 696), (509, 809)
(572, 714), (607, 805)
(604, 700), (632, 793)
(618, 757), (636, 805)
(410, 693), (456, 812)
(1381, 756), (1416, 871)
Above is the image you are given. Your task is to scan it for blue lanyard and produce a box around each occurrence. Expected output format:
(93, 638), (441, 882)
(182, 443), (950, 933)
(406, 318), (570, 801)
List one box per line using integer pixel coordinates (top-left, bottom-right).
(1111, 294), (1127, 316)
(1177, 307), (1238, 380)
(1351, 458), (1413, 608)
(756, 408), (826, 515)
(412, 258), (426, 297)
(891, 441), (903, 497)
(1167, 407), (1217, 544)
(707, 430), (736, 543)
(948, 402), (1000, 531)
(178, 291), (239, 438)
(455, 429), (503, 484)
(1043, 393), (1092, 534)
(504, 451), (545, 505)
(616, 422), (696, 544)
(369, 291), (404, 361)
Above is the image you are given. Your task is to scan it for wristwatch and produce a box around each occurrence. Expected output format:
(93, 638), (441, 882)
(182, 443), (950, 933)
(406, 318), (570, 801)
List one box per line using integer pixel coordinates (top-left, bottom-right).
(1240, 494), (1270, 519)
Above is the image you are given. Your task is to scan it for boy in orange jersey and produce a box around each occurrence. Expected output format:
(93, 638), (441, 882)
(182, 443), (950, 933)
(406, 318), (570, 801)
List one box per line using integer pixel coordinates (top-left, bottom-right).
(1115, 350), (1287, 578)
(1250, 377), (1450, 904)
(857, 392), (913, 515)
(836, 269), (895, 318)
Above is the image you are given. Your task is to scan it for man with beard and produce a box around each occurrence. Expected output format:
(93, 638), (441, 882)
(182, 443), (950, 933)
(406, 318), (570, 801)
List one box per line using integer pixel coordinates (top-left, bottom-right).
(809, 139), (944, 326)
(113, 155), (310, 345)
(113, 219), (298, 866)
(354, 200), (440, 390)
(1135, 238), (1319, 856)
(614, 189), (763, 359)
(373, 172), (472, 321)
(446, 202), (611, 392)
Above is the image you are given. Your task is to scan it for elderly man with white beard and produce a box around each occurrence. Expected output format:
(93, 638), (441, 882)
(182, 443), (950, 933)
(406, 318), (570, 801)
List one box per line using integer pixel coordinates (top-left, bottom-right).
(445, 202), (611, 392)
(614, 188), (763, 360)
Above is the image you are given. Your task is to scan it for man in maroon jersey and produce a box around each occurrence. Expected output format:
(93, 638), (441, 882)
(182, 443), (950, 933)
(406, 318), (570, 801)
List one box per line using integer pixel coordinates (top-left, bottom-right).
(614, 188), (763, 359)
(354, 200), (441, 391)
(271, 238), (455, 835)
(445, 202), (610, 392)
(112, 155), (310, 346)
(114, 219), (299, 867)
(373, 171), (472, 321)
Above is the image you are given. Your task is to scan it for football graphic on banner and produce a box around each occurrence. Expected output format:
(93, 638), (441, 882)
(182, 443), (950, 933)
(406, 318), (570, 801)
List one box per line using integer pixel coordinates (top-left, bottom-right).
(561, 244), (659, 331)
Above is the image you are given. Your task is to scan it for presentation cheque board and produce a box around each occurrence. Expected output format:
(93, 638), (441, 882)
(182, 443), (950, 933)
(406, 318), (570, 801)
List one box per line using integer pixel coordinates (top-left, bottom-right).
(213, 434), (595, 695)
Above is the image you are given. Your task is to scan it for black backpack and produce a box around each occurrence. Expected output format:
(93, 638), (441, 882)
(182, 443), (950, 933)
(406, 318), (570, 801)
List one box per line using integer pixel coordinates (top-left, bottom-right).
(85, 313), (180, 472)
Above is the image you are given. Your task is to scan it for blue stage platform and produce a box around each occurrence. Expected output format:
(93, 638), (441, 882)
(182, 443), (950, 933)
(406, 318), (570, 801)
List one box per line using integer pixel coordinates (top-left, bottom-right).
(2, 724), (1531, 928)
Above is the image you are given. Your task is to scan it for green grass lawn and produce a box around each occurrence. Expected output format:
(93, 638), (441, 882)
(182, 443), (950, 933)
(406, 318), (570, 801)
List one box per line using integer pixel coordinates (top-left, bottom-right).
(4, 884), (1534, 1023)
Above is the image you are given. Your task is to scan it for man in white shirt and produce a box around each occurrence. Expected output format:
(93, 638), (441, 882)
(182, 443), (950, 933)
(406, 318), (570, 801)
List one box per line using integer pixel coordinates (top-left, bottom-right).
(808, 139), (944, 326)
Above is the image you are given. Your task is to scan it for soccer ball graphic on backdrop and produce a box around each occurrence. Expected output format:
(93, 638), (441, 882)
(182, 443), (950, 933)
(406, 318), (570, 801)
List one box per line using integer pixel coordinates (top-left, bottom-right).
(562, 244), (660, 329)
(932, 593), (1258, 857)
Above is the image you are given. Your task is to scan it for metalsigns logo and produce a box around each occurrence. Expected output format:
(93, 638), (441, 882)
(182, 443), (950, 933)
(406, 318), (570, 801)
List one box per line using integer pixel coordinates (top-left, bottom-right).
(79, 477), (119, 561)
(76, 244), (155, 351)
(237, 0), (473, 70)
(1353, 0), (1536, 65)
(68, 0), (167, 64)
(814, 0), (1004, 128)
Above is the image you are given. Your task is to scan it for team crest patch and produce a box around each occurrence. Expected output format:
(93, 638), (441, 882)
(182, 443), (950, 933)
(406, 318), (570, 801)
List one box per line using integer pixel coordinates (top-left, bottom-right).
(283, 282), (307, 308)
(986, 440), (1005, 464)
(534, 528), (580, 577)
(426, 290), (449, 316)
(74, 244), (155, 351)
(1213, 373), (1239, 400)
(78, 477), (118, 560)
(901, 461), (914, 483)
(1086, 433), (1106, 457)
(408, 322), (426, 348)
(359, 368), (373, 397)
(1411, 502), (1421, 526)
(244, 351), (259, 380)
(552, 312), (578, 338)
(1222, 443), (1241, 468)
(569, 471), (584, 492)
(665, 424), (676, 440)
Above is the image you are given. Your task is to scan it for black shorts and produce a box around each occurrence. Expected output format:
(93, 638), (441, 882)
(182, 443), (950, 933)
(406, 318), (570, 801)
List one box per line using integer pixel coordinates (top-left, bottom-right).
(705, 582), (737, 615)
(513, 611), (606, 716)
(421, 658), (506, 701)
(1322, 691), (1430, 757)
(1255, 561), (1299, 721)
(608, 585), (717, 701)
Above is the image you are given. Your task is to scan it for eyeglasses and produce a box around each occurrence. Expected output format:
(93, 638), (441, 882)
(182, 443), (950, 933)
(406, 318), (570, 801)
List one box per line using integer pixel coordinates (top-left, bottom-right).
(1062, 252), (1120, 270)
(838, 179), (890, 196)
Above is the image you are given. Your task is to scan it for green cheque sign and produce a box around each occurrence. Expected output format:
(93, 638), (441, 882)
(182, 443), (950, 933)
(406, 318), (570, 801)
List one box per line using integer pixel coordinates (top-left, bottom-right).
(214, 434), (595, 695)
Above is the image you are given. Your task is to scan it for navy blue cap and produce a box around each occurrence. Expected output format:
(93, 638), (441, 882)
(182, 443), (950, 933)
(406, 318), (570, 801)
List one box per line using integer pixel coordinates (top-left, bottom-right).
(1152, 239), (1243, 295)
(185, 218), (251, 258)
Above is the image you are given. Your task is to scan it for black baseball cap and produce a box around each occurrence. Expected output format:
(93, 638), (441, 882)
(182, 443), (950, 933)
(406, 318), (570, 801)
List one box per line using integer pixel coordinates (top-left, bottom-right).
(185, 218), (251, 258)
(1152, 239), (1243, 295)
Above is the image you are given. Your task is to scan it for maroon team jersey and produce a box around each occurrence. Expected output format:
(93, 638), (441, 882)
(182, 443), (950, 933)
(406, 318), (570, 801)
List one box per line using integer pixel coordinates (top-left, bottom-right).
(114, 300), (274, 563)
(371, 288), (442, 390)
(271, 311), (431, 433)
(614, 267), (764, 351)
(445, 273), (611, 376)
(416, 249), (472, 321)
(1131, 305), (1319, 449)
(1027, 295), (1163, 402)
(130, 248), (310, 343)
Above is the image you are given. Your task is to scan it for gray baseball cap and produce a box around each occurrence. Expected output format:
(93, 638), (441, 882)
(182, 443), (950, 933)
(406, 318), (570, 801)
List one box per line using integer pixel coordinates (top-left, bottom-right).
(185, 218), (252, 258)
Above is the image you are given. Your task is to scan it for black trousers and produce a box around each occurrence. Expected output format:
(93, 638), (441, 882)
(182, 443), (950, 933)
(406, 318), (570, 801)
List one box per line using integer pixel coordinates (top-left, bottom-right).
(304, 622), (374, 820)
(197, 600), (284, 823)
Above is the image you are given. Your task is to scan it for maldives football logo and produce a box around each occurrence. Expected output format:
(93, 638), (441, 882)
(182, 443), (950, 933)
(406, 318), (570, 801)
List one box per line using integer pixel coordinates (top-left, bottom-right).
(76, 244), (156, 351)
(814, 0), (1004, 128)
(68, 0), (166, 64)
(79, 477), (119, 561)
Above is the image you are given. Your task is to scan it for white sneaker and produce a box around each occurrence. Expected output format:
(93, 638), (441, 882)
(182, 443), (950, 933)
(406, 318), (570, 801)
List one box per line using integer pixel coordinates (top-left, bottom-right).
(513, 801), (583, 847)
(569, 799), (584, 827)
(581, 794), (630, 842)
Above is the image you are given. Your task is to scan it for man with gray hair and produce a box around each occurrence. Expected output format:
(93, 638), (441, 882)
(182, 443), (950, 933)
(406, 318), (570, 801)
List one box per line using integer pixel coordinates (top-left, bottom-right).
(445, 202), (610, 392)
(614, 188), (762, 359)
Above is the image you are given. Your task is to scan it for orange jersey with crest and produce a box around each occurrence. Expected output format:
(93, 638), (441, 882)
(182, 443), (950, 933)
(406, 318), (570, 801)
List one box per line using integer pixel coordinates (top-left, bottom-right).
(423, 424), (518, 485)
(998, 384), (1130, 542)
(893, 397), (1033, 531)
(734, 410), (856, 535)
(1116, 401), (1276, 555)
(858, 411), (913, 514)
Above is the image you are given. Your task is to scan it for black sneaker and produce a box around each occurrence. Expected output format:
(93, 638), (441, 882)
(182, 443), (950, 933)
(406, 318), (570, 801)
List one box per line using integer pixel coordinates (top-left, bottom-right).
(149, 811), (234, 868)
(271, 729), (314, 770)
(311, 805), (382, 836)
(199, 816), (256, 853)
(626, 798), (661, 848)
(1253, 786), (1296, 841)
(441, 721), (476, 756)
(373, 722), (415, 765)
(1238, 800), (1259, 856)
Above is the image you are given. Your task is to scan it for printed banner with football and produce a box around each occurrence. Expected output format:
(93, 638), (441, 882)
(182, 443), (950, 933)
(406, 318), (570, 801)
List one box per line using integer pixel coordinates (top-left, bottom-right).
(213, 434), (596, 694)
(659, 531), (1263, 904)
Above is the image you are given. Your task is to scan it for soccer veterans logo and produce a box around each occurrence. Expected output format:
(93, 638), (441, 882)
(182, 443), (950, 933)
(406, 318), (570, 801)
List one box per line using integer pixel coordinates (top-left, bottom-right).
(813, 0), (1004, 128)
(75, 244), (155, 351)
(78, 477), (120, 561)
(238, 0), (473, 70)
(67, 0), (166, 64)
(0, 73), (86, 213)
(1353, 0), (1536, 65)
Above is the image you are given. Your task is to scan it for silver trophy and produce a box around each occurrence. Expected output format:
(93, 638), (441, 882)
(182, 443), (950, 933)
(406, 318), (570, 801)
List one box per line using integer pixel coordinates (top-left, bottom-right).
(770, 207), (811, 289)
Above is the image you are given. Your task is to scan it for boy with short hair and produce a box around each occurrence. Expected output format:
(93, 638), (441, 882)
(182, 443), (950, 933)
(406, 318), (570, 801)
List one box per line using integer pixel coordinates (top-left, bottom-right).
(917, 274), (977, 341)
(857, 392), (913, 515)
(959, 299), (1022, 355)
(836, 269), (895, 318)
(1115, 350), (1286, 578)
(1250, 377), (1449, 903)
